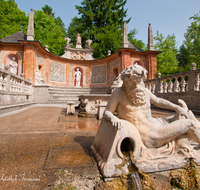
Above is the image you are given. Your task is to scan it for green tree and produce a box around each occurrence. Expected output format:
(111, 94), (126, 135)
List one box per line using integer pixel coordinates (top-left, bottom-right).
(42, 4), (55, 17)
(184, 12), (200, 68)
(67, 0), (131, 58)
(34, 10), (66, 55)
(128, 29), (146, 50)
(176, 44), (191, 71)
(0, 0), (28, 39)
(154, 31), (179, 76)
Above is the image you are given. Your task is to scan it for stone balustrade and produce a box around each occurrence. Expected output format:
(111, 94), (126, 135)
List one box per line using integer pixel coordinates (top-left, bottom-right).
(0, 68), (33, 106)
(0, 68), (32, 94)
(145, 63), (200, 94)
(144, 63), (200, 110)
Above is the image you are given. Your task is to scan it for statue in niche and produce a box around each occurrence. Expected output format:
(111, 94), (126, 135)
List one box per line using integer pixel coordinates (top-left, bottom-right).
(35, 68), (44, 85)
(74, 68), (82, 87)
(76, 34), (81, 44)
(91, 64), (200, 177)
(9, 57), (18, 75)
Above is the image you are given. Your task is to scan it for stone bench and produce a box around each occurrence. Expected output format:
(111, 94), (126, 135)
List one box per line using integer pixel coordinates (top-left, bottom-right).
(66, 102), (75, 115)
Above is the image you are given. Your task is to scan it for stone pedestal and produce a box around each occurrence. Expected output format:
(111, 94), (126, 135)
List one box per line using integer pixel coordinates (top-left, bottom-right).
(97, 104), (107, 119)
(66, 102), (75, 115)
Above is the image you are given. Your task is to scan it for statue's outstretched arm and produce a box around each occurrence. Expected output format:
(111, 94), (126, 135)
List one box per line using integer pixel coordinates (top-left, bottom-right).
(147, 89), (188, 118)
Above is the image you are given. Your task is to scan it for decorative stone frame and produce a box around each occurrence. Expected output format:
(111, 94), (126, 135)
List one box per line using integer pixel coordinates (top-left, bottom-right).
(73, 67), (83, 87)
(4, 52), (22, 76)
(112, 66), (119, 82)
(133, 60), (143, 67)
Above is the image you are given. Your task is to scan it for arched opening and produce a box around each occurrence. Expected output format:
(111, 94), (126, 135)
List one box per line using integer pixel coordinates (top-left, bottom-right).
(120, 137), (135, 156)
(133, 61), (142, 66)
(73, 67), (83, 87)
(6, 54), (19, 75)
(113, 68), (119, 81)
(4, 52), (22, 76)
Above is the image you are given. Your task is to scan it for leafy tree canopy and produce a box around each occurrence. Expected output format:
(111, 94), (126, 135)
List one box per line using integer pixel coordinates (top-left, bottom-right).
(67, 0), (137, 59)
(0, 1), (67, 56)
(154, 31), (179, 76)
(128, 29), (146, 50)
(0, 0), (28, 39)
(42, 4), (55, 17)
(34, 9), (67, 55)
(176, 44), (191, 71)
(183, 12), (200, 69)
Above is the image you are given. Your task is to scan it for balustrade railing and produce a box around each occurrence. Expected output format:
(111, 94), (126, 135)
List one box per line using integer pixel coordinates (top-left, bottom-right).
(0, 68), (32, 94)
(145, 63), (200, 94)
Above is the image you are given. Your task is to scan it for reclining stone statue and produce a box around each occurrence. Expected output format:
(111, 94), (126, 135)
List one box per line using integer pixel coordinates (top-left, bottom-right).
(91, 64), (200, 178)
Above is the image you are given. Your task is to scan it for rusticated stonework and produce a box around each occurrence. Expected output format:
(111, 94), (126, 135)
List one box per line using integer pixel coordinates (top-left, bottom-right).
(110, 59), (121, 82)
(71, 52), (86, 60)
(49, 61), (65, 83)
(91, 65), (106, 84)
(36, 54), (45, 78)
(36, 54), (45, 65)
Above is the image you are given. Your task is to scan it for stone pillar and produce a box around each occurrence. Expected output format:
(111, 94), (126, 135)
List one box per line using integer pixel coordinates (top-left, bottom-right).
(146, 53), (157, 80)
(23, 44), (36, 82)
(121, 50), (131, 70)
(188, 63), (198, 92)
(147, 23), (154, 51)
(27, 9), (34, 41)
(6, 74), (10, 92)
(122, 21), (129, 48)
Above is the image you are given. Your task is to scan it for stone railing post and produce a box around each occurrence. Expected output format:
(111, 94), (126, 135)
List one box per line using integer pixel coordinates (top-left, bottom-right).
(154, 73), (160, 94)
(188, 63), (198, 92)
(6, 74), (10, 92)
(22, 80), (25, 93)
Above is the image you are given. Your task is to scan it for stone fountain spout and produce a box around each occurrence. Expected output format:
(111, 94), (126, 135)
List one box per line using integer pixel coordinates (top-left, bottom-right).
(91, 64), (200, 178)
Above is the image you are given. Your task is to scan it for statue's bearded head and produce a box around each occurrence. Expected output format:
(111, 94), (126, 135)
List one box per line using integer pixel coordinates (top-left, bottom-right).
(121, 64), (148, 106)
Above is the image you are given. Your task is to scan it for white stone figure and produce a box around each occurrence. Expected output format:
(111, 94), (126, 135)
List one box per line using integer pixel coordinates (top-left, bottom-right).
(74, 68), (82, 87)
(35, 68), (44, 85)
(9, 57), (18, 75)
(76, 34), (81, 44)
(91, 64), (200, 177)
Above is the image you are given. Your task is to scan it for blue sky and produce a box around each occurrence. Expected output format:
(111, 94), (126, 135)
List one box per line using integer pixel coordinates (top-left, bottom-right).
(14, 0), (200, 48)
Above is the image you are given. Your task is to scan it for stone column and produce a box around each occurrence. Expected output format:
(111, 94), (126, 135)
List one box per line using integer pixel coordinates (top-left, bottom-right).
(147, 23), (154, 51)
(23, 43), (36, 82)
(27, 9), (34, 41)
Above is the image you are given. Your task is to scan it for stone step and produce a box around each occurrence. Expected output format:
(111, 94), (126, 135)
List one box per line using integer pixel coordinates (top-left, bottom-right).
(53, 96), (79, 100)
(49, 87), (111, 106)
(48, 87), (110, 94)
(51, 100), (80, 106)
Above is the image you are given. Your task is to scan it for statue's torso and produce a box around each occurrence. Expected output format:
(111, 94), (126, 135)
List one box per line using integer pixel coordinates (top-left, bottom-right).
(116, 88), (162, 136)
